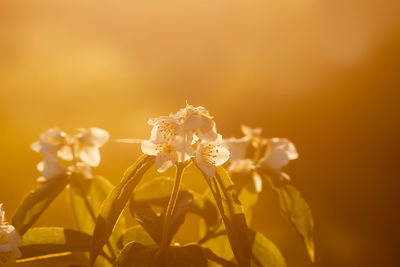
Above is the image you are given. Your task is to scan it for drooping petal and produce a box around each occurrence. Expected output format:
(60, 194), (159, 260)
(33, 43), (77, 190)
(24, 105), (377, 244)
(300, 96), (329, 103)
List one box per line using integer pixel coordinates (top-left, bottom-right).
(79, 145), (101, 167)
(155, 150), (177, 173)
(252, 172), (263, 192)
(258, 148), (290, 171)
(223, 136), (249, 161)
(88, 127), (110, 147)
(141, 140), (159, 156)
(57, 145), (73, 161)
(281, 172), (291, 181)
(30, 141), (41, 153)
(269, 138), (298, 160)
(39, 154), (67, 180)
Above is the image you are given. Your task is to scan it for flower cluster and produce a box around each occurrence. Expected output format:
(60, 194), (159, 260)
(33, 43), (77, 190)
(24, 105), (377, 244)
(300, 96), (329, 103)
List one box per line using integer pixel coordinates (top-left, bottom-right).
(31, 127), (109, 182)
(223, 125), (298, 191)
(0, 204), (21, 266)
(141, 104), (230, 178)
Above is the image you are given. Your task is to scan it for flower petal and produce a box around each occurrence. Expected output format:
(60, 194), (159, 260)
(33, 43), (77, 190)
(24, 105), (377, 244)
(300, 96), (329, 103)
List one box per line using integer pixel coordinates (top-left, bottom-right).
(197, 119), (218, 141)
(259, 148), (289, 171)
(155, 151), (177, 172)
(223, 137), (249, 161)
(252, 172), (263, 192)
(213, 145), (230, 166)
(79, 145), (101, 167)
(40, 128), (67, 145)
(141, 140), (159, 156)
(269, 138), (298, 160)
(57, 145), (73, 161)
(182, 115), (203, 131)
(39, 154), (67, 180)
(88, 128), (110, 147)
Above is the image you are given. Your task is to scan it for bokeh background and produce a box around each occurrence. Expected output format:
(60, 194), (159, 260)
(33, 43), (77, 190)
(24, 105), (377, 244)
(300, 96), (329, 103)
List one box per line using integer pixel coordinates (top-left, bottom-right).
(1, 0), (400, 266)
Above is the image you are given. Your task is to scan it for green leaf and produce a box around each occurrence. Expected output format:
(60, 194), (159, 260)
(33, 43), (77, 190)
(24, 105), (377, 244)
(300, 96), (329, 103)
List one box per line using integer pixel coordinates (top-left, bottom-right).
(120, 225), (155, 247)
(12, 174), (69, 235)
(134, 176), (219, 230)
(249, 230), (286, 267)
(201, 166), (252, 267)
(130, 191), (193, 245)
(116, 242), (208, 267)
(201, 229), (286, 267)
(278, 185), (315, 262)
(19, 227), (91, 259)
(90, 155), (154, 266)
(68, 176), (125, 252)
(232, 172), (259, 224)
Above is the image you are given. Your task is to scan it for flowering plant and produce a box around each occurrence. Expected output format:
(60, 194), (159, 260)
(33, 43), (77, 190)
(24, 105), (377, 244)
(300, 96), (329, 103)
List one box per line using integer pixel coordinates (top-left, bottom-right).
(4, 104), (314, 267)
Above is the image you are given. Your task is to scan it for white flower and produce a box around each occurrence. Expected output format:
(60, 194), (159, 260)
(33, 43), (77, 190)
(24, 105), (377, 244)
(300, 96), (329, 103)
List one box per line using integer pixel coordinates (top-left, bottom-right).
(141, 138), (193, 173)
(75, 127), (110, 167)
(30, 128), (69, 156)
(258, 138), (298, 173)
(0, 204), (22, 266)
(141, 104), (227, 175)
(195, 138), (230, 178)
(174, 104), (218, 142)
(31, 127), (109, 181)
(224, 126), (299, 189)
(223, 137), (249, 162)
(148, 116), (183, 143)
(36, 153), (67, 182)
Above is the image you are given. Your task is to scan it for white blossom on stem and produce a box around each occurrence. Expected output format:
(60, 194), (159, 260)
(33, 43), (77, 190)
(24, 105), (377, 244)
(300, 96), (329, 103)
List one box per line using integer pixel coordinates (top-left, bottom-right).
(195, 137), (230, 178)
(0, 204), (21, 266)
(31, 127), (109, 182)
(258, 138), (298, 175)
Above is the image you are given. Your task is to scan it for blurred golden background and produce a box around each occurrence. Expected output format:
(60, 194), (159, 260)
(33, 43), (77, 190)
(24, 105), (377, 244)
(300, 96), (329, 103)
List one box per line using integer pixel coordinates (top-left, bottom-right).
(1, 0), (400, 266)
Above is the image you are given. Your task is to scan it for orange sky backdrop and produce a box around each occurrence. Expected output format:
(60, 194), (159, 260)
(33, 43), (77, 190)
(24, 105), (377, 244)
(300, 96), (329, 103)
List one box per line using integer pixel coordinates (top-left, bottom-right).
(1, 1), (400, 266)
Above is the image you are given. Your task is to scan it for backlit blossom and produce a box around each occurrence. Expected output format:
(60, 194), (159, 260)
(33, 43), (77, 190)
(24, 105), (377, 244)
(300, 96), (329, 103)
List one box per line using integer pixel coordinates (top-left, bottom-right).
(141, 104), (228, 175)
(258, 138), (298, 173)
(31, 127), (109, 182)
(223, 137), (249, 162)
(0, 204), (21, 266)
(30, 128), (69, 156)
(224, 126), (299, 190)
(141, 138), (193, 173)
(148, 116), (183, 143)
(75, 128), (110, 167)
(174, 104), (218, 142)
(196, 138), (230, 178)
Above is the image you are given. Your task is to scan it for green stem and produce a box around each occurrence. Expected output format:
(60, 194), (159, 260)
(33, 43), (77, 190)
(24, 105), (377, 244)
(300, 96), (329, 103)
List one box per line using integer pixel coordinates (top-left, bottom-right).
(69, 145), (116, 262)
(75, 178), (117, 261)
(160, 163), (186, 246)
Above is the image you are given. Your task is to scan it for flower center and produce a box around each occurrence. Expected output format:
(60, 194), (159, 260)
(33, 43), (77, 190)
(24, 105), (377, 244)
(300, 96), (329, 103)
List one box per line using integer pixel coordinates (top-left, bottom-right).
(202, 144), (219, 165)
(158, 121), (179, 141)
